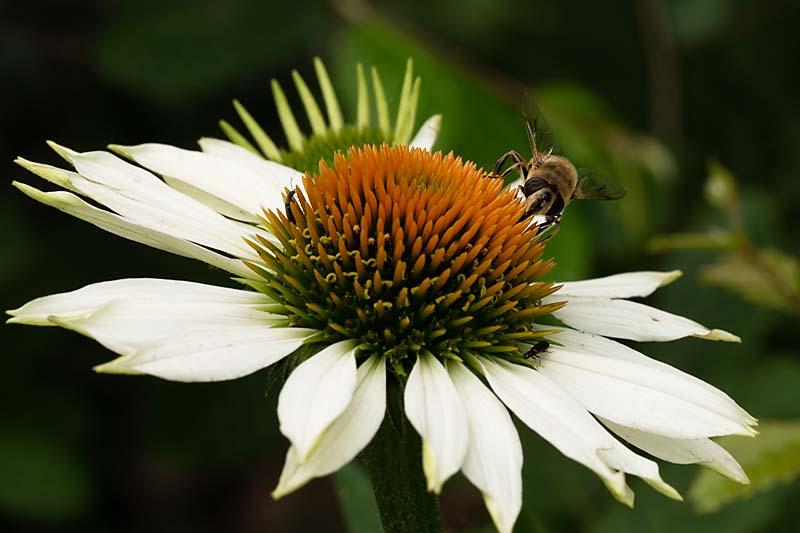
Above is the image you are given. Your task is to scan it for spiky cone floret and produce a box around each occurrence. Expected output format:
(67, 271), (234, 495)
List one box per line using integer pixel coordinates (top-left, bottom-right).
(249, 145), (561, 373)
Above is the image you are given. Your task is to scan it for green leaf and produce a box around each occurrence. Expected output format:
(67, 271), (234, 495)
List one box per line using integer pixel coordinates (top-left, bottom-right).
(334, 462), (384, 533)
(699, 248), (800, 312)
(0, 433), (93, 522)
(646, 230), (735, 253)
(690, 420), (800, 513)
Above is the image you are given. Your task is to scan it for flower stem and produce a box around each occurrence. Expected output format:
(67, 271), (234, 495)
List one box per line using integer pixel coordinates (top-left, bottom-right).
(361, 383), (441, 533)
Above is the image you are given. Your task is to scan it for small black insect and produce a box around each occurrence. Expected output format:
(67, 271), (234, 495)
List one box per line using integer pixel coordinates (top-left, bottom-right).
(523, 340), (550, 360)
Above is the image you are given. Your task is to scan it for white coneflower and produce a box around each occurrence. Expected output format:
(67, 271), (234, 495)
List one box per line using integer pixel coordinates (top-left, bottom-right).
(9, 84), (752, 533)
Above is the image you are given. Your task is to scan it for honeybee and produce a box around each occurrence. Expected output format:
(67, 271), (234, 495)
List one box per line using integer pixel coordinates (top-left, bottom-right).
(494, 93), (625, 229)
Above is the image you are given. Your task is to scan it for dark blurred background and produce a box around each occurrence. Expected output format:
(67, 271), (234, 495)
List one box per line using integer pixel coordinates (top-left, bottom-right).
(2, 1), (799, 532)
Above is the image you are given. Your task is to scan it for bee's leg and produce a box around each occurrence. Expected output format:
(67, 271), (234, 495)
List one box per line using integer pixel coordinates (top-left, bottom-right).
(533, 216), (561, 243)
(493, 150), (527, 177)
(283, 188), (297, 224)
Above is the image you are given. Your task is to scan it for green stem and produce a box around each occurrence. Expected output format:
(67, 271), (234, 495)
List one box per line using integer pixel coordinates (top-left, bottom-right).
(360, 384), (441, 533)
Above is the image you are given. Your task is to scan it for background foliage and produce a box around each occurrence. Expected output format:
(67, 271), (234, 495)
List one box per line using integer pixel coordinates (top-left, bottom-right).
(2, 0), (799, 531)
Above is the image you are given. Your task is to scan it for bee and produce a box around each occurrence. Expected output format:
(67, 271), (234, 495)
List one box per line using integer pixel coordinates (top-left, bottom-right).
(494, 93), (625, 230)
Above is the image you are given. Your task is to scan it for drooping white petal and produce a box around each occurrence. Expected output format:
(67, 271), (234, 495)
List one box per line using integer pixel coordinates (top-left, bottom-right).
(556, 271), (683, 299)
(602, 418), (750, 484)
(409, 115), (441, 151)
(197, 137), (302, 190)
(277, 339), (359, 460)
(404, 353), (468, 493)
(47, 144), (212, 218)
(273, 355), (386, 498)
(8, 278), (273, 326)
(478, 357), (632, 505)
(12, 183), (253, 277)
(537, 326), (756, 426)
(448, 361), (522, 533)
(544, 295), (740, 342)
(95, 326), (318, 382)
(18, 153), (263, 261)
(112, 143), (284, 222)
(595, 437), (682, 501)
(537, 347), (756, 438)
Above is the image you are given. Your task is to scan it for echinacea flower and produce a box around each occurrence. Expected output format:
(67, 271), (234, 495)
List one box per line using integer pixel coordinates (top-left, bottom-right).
(8, 61), (754, 533)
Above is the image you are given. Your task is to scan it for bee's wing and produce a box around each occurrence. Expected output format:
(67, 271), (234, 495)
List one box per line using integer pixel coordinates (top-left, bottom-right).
(521, 91), (556, 159)
(573, 172), (626, 200)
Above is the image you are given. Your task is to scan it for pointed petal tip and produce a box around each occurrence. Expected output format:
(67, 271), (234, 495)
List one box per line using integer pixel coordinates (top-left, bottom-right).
(270, 484), (290, 500)
(651, 479), (683, 501)
(46, 140), (76, 161)
(661, 270), (683, 286)
(13, 156), (33, 168)
(701, 329), (741, 343)
(705, 459), (751, 484)
(11, 180), (32, 193)
(93, 358), (140, 376)
(105, 144), (126, 158)
(604, 473), (634, 508)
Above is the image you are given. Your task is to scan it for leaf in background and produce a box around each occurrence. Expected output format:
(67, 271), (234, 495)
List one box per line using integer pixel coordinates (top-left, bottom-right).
(690, 420), (800, 513)
(704, 160), (738, 212)
(334, 462), (384, 533)
(646, 230), (734, 253)
(699, 249), (800, 313)
(0, 433), (93, 523)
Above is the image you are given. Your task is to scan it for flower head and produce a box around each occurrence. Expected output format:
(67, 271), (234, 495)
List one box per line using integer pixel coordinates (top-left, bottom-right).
(252, 145), (559, 372)
(9, 64), (754, 533)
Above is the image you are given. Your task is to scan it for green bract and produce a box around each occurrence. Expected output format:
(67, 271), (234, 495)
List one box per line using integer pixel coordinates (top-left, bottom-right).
(221, 58), (423, 174)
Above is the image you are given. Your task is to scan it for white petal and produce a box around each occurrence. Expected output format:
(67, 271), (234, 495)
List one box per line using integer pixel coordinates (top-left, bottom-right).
(478, 357), (632, 505)
(404, 353), (468, 493)
(448, 362), (522, 533)
(602, 418), (749, 484)
(545, 295), (740, 342)
(538, 327), (756, 426)
(197, 137), (301, 190)
(278, 340), (359, 460)
(409, 115), (441, 151)
(48, 145), (209, 217)
(8, 281), (279, 356)
(96, 326), (318, 382)
(8, 278), (269, 324)
(18, 154), (262, 261)
(12, 183), (253, 277)
(537, 347), (756, 438)
(556, 271), (683, 299)
(273, 355), (386, 498)
(595, 438), (682, 501)
(113, 143), (284, 222)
